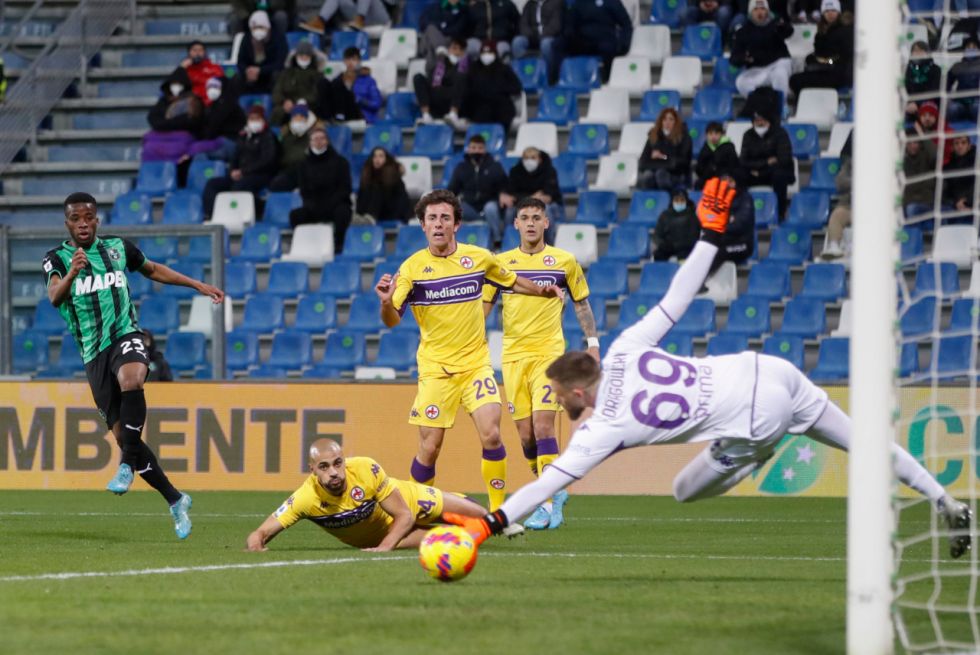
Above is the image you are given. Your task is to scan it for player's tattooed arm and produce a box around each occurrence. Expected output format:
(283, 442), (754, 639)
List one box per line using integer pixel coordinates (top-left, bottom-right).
(574, 298), (601, 361)
(141, 259), (225, 303)
(366, 489), (416, 552)
(245, 514), (286, 552)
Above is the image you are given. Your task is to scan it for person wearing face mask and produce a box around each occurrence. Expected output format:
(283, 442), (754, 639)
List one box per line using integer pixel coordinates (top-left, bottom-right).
(180, 41), (224, 106)
(466, 0), (519, 60)
(788, 0), (854, 97)
(354, 147), (412, 224)
(229, 0), (292, 37)
(500, 147), (562, 244)
(944, 37), (980, 123)
(419, 0), (473, 68)
(142, 67), (205, 163)
(738, 110), (794, 220)
(202, 105), (280, 220)
(188, 77), (247, 162)
(730, 0), (793, 98)
(652, 187), (701, 262)
(448, 134), (509, 242)
(235, 10), (288, 96)
(461, 40), (523, 131)
(414, 38), (469, 126)
(695, 122), (739, 189)
(637, 107), (693, 191)
(269, 101), (319, 191)
(561, 0), (632, 82)
(271, 40), (327, 125)
(904, 41), (941, 125)
(289, 127), (353, 253)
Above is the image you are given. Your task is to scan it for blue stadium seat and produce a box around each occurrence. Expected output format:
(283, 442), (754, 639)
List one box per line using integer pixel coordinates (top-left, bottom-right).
(563, 299), (607, 332)
(501, 227), (521, 250)
(164, 332), (207, 373)
(13, 330), (48, 373)
(464, 124), (506, 155)
(412, 123), (454, 159)
(558, 56), (601, 93)
(534, 87), (578, 125)
(187, 158), (227, 193)
(225, 329), (260, 372)
(575, 190), (619, 226)
(512, 57), (547, 92)
(262, 191), (301, 228)
(779, 298), (827, 339)
(763, 334), (805, 370)
(138, 236), (178, 263)
(746, 261), (791, 300)
(711, 57), (741, 91)
(186, 232), (229, 263)
(249, 364), (288, 378)
(135, 161), (177, 197)
(329, 30), (369, 60)
(670, 298), (715, 337)
(160, 263), (205, 299)
(374, 331), (420, 369)
(242, 293), (285, 333)
(586, 260), (629, 299)
(899, 342), (919, 377)
(658, 333), (694, 356)
(618, 294), (661, 330)
(766, 227), (812, 265)
(627, 190), (671, 225)
(238, 93), (273, 117)
(686, 119), (710, 153)
(224, 261), (258, 299)
(786, 190), (831, 229)
(799, 263), (846, 302)
(457, 224), (491, 248)
(327, 124), (353, 160)
(235, 224), (282, 263)
(948, 298), (980, 334)
(294, 294), (337, 333)
(384, 92), (421, 127)
(567, 123), (610, 158)
(553, 154), (588, 193)
(914, 261), (959, 298)
(605, 225), (651, 262)
(564, 327), (584, 350)
(268, 330), (313, 370)
(322, 330), (367, 369)
(286, 30), (320, 51)
(162, 189), (204, 225)
(128, 272), (152, 299)
(399, 0), (428, 26)
(786, 123), (820, 160)
(139, 296), (180, 334)
(340, 225), (385, 262)
(110, 191), (152, 225)
(485, 304), (502, 330)
(900, 226), (924, 264)
(707, 333), (749, 356)
(392, 304), (421, 332)
(900, 296), (938, 337)
(680, 24), (722, 60)
(395, 225), (428, 258)
(691, 86), (733, 122)
(266, 261), (310, 297)
(49, 335), (84, 377)
(639, 261), (679, 296)
(345, 294), (384, 333)
(749, 188), (778, 228)
(437, 153), (464, 188)
(362, 124), (403, 155)
(639, 89), (681, 121)
(723, 295), (771, 338)
(930, 335), (975, 379)
(808, 158), (841, 192)
(319, 260), (361, 297)
(809, 337), (849, 382)
(599, 330), (622, 356)
(32, 302), (65, 336)
(302, 364), (344, 379)
(650, 0), (685, 27)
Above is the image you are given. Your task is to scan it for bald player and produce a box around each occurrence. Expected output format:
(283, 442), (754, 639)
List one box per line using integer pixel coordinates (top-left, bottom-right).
(246, 439), (489, 551)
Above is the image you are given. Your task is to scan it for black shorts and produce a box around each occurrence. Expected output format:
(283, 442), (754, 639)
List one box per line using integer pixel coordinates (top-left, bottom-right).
(84, 332), (149, 428)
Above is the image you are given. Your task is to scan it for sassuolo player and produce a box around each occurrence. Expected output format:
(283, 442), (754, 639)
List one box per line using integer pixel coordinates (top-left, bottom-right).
(374, 189), (563, 514)
(43, 192), (224, 539)
(245, 439), (489, 551)
(482, 196), (601, 530)
(447, 179), (973, 560)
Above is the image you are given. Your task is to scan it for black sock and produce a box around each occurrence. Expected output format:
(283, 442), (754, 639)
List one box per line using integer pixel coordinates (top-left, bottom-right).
(135, 442), (182, 505)
(117, 390), (147, 469)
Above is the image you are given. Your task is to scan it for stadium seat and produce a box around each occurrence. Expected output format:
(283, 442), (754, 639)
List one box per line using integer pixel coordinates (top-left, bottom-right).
(564, 327), (585, 351)
(685, 119), (710, 153)
(655, 56), (702, 97)
(567, 123), (610, 158)
(242, 293), (285, 333)
(799, 263), (846, 302)
(13, 330), (48, 374)
(322, 330), (367, 369)
(300, 364), (342, 379)
(786, 24), (816, 66)
(746, 261), (792, 300)
(512, 122), (559, 157)
(808, 158), (841, 192)
(832, 299), (852, 337)
(326, 125), (353, 160)
(135, 161), (177, 197)
(319, 260), (361, 297)
(575, 190), (619, 226)
(822, 122), (853, 157)
(395, 225), (429, 258)
(585, 260), (628, 298)
(363, 58), (397, 96)
(398, 156), (433, 198)
(900, 296), (938, 337)
(267, 261), (310, 297)
(512, 57), (547, 92)
(555, 224), (598, 267)
(553, 154), (588, 193)
(618, 294), (661, 330)
(223, 261), (257, 299)
(792, 88), (839, 129)
(282, 224), (335, 266)
(186, 158), (226, 193)
(238, 93), (273, 116)
(354, 366), (397, 380)
(724, 121), (752, 155)
(948, 298), (980, 334)
(286, 30), (320, 51)
(225, 329), (260, 372)
(930, 335), (976, 380)
(458, 224), (491, 248)
(785, 190), (831, 228)
(563, 300), (607, 332)
(763, 334), (805, 370)
(599, 330), (622, 355)
(164, 332), (207, 373)
(338, 225), (385, 262)
(897, 341), (919, 377)
(900, 226), (924, 265)
(381, 25), (418, 61)
(180, 294), (233, 335)
(558, 56), (601, 93)
(679, 24), (722, 61)
(658, 332), (694, 356)
(363, 124), (403, 155)
(235, 224), (282, 263)
(604, 225), (650, 262)
(110, 192), (152, 226)
(608, 56), (652, 96)
(162, 190), (204, 225)
(384, 92), (420, 127)
(618, 122), (655, 155)
(262, 191), (302, 228)
(639, 261), (679, 296)
(933, 225), (979, 268)
(139, 296), (180, 334)
(128, 272), (152, 299)
(809, 337), (849, 382)
(501, 227), (521, 251)
(710, 57), (740, 91)
(914, 261), (959, 298)
(411, 123), (454, 159)
(160, 263), (205, 299)
(533, 87), (579, 126)
(650, 0), (685, 27)
(670, 298), (715, 337)
(593, 154), (638, 196)
(32, 302), (64, 336)
(464, 124), (506, 155)
(785, 123), (820, 160)
(723, 295), (771, 338)
(345, 294), (384, 333)
(584, 88), (630, 129)
(138, 236), (178, 263)
(780, 298), (827, 339)
(691, 87), (733, 122)
(766, 227), (813, 265)
(374, 331), (420, 370)
(437, 153), (464, 188)
(210, 191), (255, 235)
(628, 24), (671, 65)
(707, 333), (749, 356)
(749, 188), (778, 228)
(292, 294), (337, 333)
(627, 190), (671, 225)
(267, 330), (313, 370)
(249, 364), (288, 378)
(329, 30), (369, 60)
(639, 90), (680, 121)
(48, 335), (84, 377)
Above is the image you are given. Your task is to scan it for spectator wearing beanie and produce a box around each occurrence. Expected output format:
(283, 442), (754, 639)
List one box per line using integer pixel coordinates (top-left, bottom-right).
(271, 39), (327, 125)
(235, 10), (288, 96)
(202, 105), (279, 219)
(914, 100), (953, 165)
(789, 0), (854, 96)
(290, 127), (353, 253)
(270, 101), (318, 191)
(652, 187), (701, 261)
(730, 0), (793, 97)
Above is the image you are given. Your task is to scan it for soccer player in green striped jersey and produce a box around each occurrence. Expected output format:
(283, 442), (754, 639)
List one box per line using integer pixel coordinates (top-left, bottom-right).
(43, 192), (225, 539)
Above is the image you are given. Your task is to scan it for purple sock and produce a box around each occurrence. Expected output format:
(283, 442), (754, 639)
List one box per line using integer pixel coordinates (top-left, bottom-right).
(522, 442), (538, 460)
(482, 445), (507, 461)
(536, 437), (559, 456)
(411, 457), (436, 483)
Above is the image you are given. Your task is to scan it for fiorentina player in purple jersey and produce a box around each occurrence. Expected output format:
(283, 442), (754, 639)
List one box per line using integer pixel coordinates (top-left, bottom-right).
(447, 178), (973, 560)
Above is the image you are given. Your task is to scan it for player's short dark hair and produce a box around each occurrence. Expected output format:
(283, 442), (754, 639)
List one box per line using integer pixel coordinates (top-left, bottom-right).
(468, 133), (486, 146)
(706, 121), (724, 134)
(64, 192), (97, 211)
(415, 189), (462, 225)
(546, 351), (601, 389)
(343, 46), (361, 59)
(188, 40), (205, 51)
(515, 196), (546, 215)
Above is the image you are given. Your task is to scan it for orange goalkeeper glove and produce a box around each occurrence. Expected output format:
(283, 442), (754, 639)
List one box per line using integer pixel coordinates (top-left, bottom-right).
(442, 510), (508, 545)
(696, 177), (737, 234)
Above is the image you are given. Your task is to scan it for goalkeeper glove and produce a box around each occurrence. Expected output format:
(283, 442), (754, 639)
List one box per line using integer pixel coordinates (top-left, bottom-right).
(696, 177), (737, 247)
(442, 510), (509, 545)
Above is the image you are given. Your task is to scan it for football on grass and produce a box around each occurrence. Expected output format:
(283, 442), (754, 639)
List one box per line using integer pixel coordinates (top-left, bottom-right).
(418, 525), (478, 582)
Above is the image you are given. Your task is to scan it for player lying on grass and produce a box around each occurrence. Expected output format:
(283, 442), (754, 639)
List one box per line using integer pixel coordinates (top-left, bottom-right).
(246, 439), (489, 552)
(446, 178), (973, 560)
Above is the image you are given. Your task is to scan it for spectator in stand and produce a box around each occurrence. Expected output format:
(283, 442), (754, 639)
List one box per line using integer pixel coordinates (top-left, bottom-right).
(202, 105), (279, 219)
(142, 67), (205, 163)
(500, 147), (563, 244)
(738, 110), (795, 219)
(188, 77), (247, 161)
(462, 41), (523, 130)
(942, 135), (977, 213)
(695, 121), (739, 189)
(468, 0), (520, 60)
(448, 134), (508, 243)
(637, 107), (693, 191)
(230, 0), (292, 36)
(180, 41), (224, 105)
(914, 100), (953, 165)
(792, 0), (821, 23)
(235, 10), (288, 96)
(298, 0), (390, 34)
(652, 187), (701, 262)
(946, 37), (980, 123)
(682, 0), (733, 38)
(354, 147), (412, 224)
(902, 129), (937, 220)
(513, 0), (563, 84)
(821, 135), (853, 260)
(315, 47), (383, 125)
(270, 101), (318, 191)
(142, 330), (173, 382)
(730, 0), (793, 98)
(905, 41), (941, 126)
(270, 40), (327, 125)
(709, 173), (755, 271)
(420, 0), (472, 66)
(788, 0), (853, 97)
(562, 0), (632, 82)
(290, 127), (352, 253)
(414, 38), (469, 127)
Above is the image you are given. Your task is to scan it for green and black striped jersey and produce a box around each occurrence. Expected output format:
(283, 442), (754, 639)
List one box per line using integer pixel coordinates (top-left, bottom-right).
(42, 236), (146, 363)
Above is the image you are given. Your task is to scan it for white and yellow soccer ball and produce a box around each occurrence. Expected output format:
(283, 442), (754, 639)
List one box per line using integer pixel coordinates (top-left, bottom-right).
(418, 525), (478, 582)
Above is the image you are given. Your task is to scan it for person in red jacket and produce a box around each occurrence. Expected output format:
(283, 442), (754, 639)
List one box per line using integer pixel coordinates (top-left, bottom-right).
(180, 41), (224, 105)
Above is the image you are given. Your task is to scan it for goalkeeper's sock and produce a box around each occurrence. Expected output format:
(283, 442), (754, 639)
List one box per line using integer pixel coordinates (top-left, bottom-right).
(117, 390), (147, 469)
(481, 445), (507, 511)
(535, 436), (559, 477)
(410, 457), (435, 485)
(134, 442), (182, 505)
(522, 440), (538, 476)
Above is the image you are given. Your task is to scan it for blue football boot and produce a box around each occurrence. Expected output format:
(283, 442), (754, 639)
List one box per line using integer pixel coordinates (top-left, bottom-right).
(524, 505), (552, 530)
(170, 493), (193, 540)
(548, 489), (569, 529)
(106, 463), (134, 495)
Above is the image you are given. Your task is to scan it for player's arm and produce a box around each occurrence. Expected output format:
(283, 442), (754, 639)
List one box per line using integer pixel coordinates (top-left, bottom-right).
(573, 298), (600, 360)
(140, 259), (224, 303)
(364, 488), (416, 552)
(245, 513), (286, 552)
(376, 272), (406, 328)
(511, 275), (564, 300)
(45, 248), (87, 307)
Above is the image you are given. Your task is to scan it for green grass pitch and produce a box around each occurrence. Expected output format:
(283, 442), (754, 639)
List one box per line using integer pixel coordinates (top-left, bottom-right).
(0, 491), (960, 654)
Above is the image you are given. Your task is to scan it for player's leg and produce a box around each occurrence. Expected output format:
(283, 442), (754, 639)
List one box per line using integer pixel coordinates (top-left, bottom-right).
(407, 372), (461, 484)
(470, 402), (507, 511)
(672, 439), (775, 503)
(412, 426), (445, 484)
(504, 360), (538, 475)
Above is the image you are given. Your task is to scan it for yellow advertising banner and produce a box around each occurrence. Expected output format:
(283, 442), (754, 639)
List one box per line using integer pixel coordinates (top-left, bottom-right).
(0, 382), (976, 498)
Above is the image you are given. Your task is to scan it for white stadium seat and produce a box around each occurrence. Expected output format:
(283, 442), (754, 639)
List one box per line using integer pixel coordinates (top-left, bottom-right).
(377, 28), (418, 67)
(628, 24), (672, 65)
(785, 26), (816, 71)
(933, 225), (979, 269)
(181, 295), (233, 334)
(832, 299), (852, 337)
(655, 56), (702, 97)
(322, 60), (345, 79)
(822, 122), (852, 157)
(622, 0), (641, 25)
(555, 224), (599, 267)
(725, 121), (753, 155)
(398, 156), (433, 198)
(401, 58), (427, 91)
(617, 122), (654, 155)
(585, 88), (630, 129)
(364, 59), (397, 97)
(968, 262), (980, 297)
(282, 224), (335, 266)
(700, 261), (738, 305)
(354, 366), (397, 380)
(511, 122), (559, 157)
(210, 191), (254, 235)
(792, 88), (839, 130)
(608, 56), (652, 97)
(593, 153), (638, 197)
